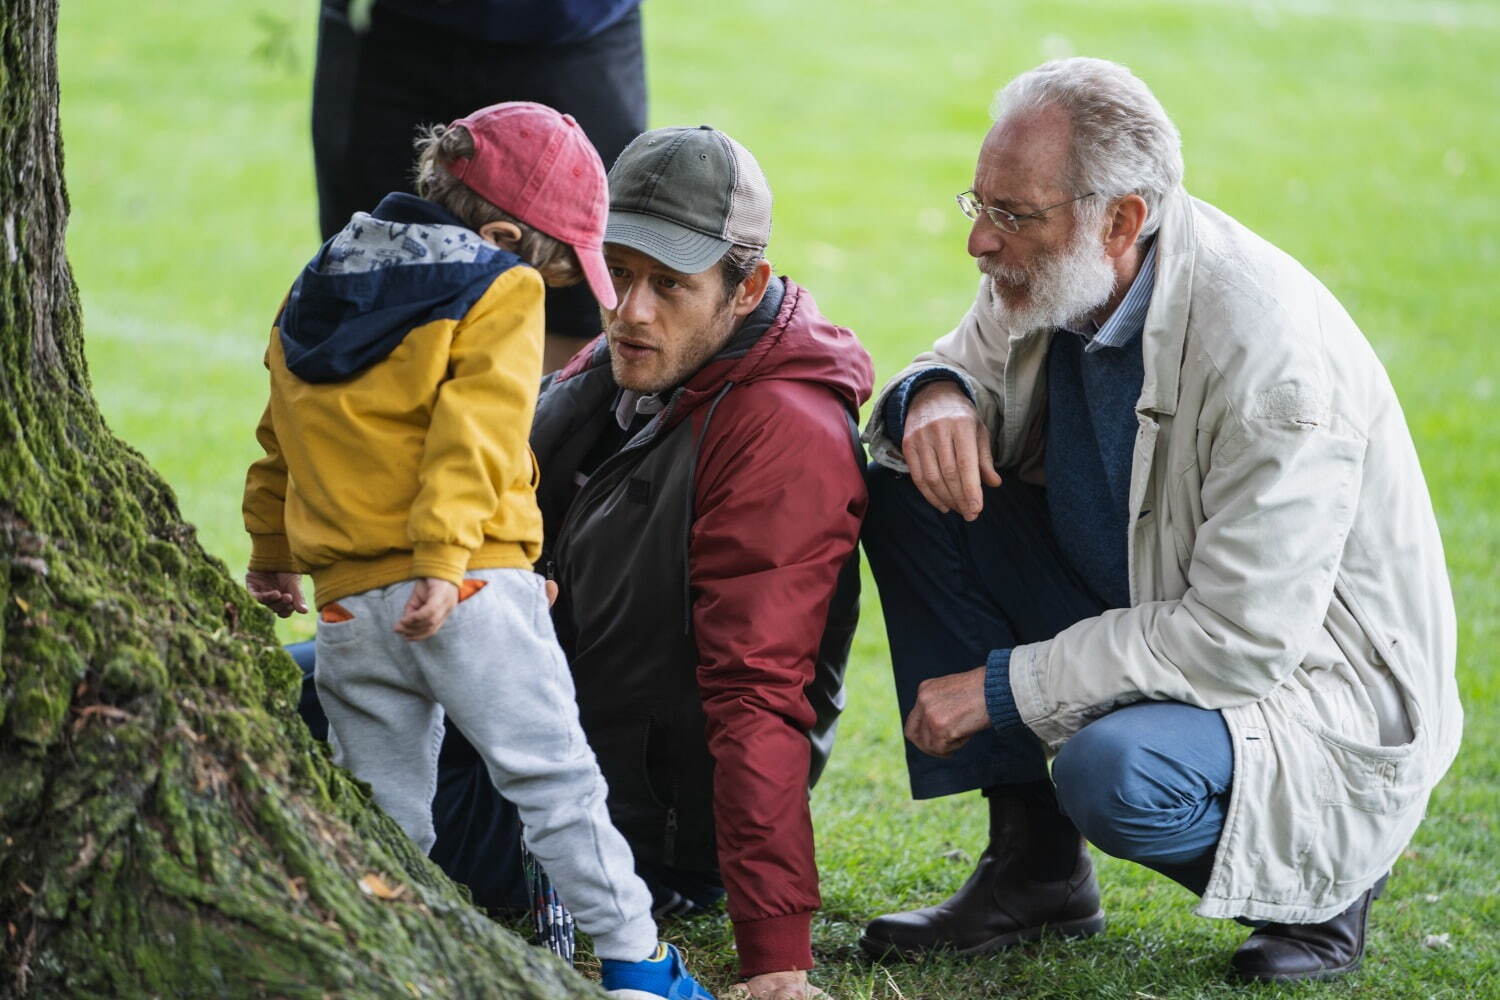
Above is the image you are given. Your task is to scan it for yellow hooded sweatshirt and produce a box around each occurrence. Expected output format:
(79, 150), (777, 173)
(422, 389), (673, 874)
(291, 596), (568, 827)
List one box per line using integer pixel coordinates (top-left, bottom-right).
(243, 195), (545, 609)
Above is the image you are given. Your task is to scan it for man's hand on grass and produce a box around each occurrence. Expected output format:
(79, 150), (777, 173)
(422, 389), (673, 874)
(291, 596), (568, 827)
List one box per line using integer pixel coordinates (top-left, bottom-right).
(905, 665), (991, 758)
(245, 571), (307, 618)
(395, 578), (458, 640)
(725, 971), (827, 1000)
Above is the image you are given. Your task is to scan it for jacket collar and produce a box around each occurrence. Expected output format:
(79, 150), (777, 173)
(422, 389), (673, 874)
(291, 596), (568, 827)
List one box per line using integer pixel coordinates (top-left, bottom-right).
(1137, 187), (1197, 418)
(368, 191), (471, 228)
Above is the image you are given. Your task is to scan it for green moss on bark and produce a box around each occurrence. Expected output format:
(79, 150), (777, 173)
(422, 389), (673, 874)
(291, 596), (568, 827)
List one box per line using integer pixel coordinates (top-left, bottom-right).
(1, 2), (602, 996)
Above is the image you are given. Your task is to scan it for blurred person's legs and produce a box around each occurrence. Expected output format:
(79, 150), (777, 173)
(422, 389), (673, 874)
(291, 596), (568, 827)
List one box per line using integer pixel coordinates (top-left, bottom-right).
(311, 3), (646, 369)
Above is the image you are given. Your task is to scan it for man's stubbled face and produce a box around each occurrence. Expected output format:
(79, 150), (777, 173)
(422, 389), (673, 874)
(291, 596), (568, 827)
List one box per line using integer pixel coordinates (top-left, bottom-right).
(603, 245), (740, 394)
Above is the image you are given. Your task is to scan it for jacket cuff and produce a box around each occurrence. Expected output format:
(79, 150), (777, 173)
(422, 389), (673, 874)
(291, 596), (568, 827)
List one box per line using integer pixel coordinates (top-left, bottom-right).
(410, 542), (470, 585)
(985, 648), (1025, 735)
(882, 367), (973, 444)
(733, 910), (815, 978)
(247, 533), (294, 572)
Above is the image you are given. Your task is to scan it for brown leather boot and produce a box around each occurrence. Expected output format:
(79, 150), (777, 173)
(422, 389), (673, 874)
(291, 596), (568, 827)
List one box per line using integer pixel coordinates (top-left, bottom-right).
(1229, 875), (1387, 982)
(859, 785), (1105, 959)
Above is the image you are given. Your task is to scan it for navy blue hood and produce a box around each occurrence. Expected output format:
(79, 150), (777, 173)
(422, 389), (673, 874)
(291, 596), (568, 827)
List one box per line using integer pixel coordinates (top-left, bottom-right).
(278, 193), (524, 383)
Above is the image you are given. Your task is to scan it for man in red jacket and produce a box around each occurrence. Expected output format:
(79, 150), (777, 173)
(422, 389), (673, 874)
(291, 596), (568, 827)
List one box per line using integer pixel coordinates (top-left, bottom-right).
(529, 125), (872, 999)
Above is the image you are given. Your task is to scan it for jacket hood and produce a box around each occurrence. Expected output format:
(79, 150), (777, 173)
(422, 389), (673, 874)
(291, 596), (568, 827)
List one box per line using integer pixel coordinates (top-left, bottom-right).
(557, 276), (873, 421)
(278, 193), (525, 383)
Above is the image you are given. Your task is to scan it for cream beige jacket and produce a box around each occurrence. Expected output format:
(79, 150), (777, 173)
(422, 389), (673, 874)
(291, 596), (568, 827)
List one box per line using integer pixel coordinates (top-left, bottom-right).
(864, 189), (1460, 922)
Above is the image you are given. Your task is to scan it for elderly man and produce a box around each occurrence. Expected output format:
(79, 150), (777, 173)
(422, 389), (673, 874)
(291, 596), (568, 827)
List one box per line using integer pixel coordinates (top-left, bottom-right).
(858, 58), (1459, 982)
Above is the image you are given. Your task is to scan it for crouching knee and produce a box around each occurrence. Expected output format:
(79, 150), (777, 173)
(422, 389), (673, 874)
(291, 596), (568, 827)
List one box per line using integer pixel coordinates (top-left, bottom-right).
(1053, 720), (1191, 864)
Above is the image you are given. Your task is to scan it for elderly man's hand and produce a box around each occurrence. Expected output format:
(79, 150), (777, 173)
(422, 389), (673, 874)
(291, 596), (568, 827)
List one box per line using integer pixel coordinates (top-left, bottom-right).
(905, 665), (991, 758)
(902, 380), (1001, 520)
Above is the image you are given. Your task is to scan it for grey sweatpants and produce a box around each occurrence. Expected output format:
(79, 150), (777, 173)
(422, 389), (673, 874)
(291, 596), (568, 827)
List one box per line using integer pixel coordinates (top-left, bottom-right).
(313, 567), (657, 960)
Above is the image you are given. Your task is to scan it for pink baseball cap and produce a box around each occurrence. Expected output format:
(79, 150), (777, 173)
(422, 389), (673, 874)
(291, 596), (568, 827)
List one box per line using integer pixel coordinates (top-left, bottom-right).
(444, 101), (617, 310)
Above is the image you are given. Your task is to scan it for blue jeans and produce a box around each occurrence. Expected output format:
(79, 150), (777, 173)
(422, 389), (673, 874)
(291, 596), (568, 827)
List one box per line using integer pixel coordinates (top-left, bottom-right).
(863, 464), (1231, 893)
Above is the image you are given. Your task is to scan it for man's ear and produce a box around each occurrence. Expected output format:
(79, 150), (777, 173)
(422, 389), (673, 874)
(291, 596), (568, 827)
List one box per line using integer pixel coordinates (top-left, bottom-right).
(477, 220), (524, 249)
(1104, 195), (1148, 259)
(730, 259), (774, 318)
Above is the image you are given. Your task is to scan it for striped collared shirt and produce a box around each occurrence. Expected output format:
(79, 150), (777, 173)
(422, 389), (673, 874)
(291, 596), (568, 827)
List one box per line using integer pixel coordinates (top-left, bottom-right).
(1063, 237), (1158, 352)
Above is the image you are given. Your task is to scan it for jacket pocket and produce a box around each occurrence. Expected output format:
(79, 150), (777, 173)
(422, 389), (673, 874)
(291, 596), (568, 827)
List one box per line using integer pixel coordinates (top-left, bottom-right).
(641, 717), (678, 810)
(1313, 725), (1425, 815)
(640, 717), (680, 865)
(1297, 724), (1429, 892)
(316, 605), (361, 647)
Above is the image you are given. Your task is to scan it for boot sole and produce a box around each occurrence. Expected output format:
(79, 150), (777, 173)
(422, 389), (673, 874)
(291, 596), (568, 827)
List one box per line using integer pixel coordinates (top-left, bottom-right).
(1229, 874), (1386, 983)
(859, 911), (1107, 961)
(1231, 953), (1363, 984)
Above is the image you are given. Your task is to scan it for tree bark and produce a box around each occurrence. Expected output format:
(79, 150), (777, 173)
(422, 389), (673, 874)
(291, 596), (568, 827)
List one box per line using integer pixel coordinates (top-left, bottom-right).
(0, 3), (600, 996)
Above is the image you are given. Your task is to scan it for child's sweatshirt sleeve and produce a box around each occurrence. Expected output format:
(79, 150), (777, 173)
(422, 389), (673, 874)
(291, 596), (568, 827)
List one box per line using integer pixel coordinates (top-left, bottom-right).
(243, 346), (295, 571)
(408, 266), (545, 584)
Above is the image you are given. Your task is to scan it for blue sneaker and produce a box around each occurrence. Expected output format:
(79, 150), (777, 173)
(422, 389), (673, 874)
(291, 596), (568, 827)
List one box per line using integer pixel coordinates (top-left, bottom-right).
(600, 942), (715, 999)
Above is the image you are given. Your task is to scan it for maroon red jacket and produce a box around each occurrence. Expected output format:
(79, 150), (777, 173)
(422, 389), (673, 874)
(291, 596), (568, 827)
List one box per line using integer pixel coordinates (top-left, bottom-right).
(530, 277), (872, 975)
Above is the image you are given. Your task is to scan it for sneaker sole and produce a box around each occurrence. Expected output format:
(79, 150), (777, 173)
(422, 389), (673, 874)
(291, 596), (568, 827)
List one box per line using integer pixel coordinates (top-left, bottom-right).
(859, 911), (1107, 961)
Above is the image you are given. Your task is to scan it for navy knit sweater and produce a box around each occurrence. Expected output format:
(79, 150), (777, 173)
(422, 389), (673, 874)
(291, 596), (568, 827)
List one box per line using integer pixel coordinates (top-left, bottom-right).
(884, 331), (1146, 735)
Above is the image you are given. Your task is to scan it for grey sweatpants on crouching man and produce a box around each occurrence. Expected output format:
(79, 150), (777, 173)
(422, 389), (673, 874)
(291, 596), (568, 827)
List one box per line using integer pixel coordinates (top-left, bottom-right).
(314, 567), (657, 961)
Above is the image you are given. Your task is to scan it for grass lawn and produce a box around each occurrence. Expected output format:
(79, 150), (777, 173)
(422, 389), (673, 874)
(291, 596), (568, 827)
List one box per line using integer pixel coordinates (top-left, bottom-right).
(57, 0), (1497, 997)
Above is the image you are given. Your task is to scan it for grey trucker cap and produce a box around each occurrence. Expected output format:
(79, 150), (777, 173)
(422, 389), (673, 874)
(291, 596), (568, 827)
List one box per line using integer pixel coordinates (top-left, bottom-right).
(604, 125), (772, 274)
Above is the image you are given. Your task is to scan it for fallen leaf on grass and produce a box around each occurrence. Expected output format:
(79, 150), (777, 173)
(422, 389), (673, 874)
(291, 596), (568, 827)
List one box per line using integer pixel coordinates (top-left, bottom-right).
(1423, 933), (1452, 949)
(358, 873), (406, 900)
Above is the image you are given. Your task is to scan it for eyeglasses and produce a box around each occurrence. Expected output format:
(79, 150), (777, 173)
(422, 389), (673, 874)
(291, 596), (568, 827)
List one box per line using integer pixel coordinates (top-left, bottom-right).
(956, 189), (1096, 233)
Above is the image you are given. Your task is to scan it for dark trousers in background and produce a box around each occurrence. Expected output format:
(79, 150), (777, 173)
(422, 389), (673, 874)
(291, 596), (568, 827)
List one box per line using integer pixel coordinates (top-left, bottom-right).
(311, 3), (647, 338)
(862, 463), (1232, 894)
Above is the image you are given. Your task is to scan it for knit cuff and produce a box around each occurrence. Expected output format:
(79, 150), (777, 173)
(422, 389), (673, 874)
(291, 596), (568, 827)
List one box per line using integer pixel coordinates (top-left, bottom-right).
(410, 542), (469, 586)
(247, 533), (295, 572)
(733, 910), (815, 978)
(985, 648), (1024, 735)
(882, 367), (973, 444)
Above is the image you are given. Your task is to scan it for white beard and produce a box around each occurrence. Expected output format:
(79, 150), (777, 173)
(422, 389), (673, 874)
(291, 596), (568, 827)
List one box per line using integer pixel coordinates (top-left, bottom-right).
(980, 225), (1118, 338)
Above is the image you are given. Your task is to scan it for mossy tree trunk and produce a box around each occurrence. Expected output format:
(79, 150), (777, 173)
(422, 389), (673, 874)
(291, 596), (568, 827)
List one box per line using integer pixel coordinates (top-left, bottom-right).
(0, 3), (599, 996)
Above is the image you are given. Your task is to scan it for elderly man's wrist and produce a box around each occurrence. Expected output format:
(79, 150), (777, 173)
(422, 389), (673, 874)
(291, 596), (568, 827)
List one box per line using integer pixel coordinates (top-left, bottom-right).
(984, 648), (1024, 734)
(884, 367), (972, 443)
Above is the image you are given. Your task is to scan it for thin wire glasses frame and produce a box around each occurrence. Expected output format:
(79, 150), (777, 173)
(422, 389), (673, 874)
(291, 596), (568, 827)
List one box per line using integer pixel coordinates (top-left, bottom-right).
(956, 189), (1097, 233)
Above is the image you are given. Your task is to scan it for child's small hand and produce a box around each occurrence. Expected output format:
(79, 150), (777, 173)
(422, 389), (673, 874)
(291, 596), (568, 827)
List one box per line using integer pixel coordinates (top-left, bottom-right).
(245, 571), (308, 618)
(395, 578), (459, 640)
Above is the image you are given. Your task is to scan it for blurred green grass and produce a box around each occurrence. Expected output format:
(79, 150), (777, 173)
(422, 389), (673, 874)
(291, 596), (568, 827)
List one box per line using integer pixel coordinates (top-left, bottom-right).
(58, 1), (1497, 997)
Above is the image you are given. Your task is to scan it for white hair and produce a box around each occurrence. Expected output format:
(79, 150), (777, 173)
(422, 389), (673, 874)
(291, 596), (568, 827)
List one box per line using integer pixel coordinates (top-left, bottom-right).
(991, 58), (1184, 241)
